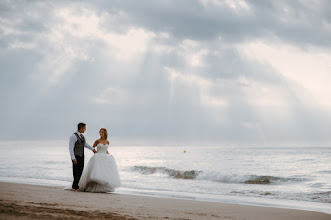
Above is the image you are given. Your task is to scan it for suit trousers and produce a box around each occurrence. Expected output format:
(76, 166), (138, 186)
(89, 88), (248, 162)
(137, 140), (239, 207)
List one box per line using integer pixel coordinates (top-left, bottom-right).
(72, 155), (84, 189)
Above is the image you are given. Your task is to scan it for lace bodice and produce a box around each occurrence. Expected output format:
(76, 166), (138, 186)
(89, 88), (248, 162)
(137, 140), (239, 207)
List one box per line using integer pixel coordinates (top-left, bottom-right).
(96, 143), (108, 154)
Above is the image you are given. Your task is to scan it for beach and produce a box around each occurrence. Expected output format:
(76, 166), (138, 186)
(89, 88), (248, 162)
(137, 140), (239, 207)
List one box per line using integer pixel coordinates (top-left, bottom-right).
(0, 182), (330, 220)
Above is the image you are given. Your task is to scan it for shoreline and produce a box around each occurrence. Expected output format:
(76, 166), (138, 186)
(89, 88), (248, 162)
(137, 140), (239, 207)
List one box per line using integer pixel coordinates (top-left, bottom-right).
(0, 182), (330, 220)
(1, 177), (330, 214)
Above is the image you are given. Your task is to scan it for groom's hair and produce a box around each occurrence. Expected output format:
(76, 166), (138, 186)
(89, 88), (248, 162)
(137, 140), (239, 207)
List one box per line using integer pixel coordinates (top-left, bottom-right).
(78, 122), (86, 130)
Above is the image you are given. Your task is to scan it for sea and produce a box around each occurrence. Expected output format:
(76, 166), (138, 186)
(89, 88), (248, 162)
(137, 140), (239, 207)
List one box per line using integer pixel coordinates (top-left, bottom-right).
(0, 141), (330, 214)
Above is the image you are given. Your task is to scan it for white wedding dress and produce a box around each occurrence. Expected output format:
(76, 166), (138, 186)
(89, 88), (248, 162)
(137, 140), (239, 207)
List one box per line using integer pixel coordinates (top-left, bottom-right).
(78, 143), (120, 192)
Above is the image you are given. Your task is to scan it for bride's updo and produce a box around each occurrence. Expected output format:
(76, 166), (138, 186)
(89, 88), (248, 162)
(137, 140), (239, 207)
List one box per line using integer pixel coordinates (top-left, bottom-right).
(100, 128), (108, 140)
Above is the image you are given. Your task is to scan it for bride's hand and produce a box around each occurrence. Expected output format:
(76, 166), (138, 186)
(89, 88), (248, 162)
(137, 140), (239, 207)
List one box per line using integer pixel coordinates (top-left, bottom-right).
(93, 149), (97, 154)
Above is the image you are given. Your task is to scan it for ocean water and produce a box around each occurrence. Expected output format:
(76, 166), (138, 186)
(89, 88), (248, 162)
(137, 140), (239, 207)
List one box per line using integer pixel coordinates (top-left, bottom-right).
(0, 141), (330, 213)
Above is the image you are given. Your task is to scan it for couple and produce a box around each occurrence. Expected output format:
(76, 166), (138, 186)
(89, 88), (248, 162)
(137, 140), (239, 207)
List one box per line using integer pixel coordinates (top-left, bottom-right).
(69, 123), (120, 192)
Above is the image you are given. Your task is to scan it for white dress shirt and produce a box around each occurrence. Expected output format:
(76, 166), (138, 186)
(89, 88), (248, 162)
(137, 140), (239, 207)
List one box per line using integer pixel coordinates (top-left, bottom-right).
(69, 131), (94, 160)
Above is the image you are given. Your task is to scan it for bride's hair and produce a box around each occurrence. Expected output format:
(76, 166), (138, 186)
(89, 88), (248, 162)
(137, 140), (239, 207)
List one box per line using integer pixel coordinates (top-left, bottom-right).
(100, 128), (108, 140)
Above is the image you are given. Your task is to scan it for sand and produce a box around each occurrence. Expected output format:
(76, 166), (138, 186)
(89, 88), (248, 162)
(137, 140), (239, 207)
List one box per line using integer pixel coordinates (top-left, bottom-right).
(0, 182), (330, 220)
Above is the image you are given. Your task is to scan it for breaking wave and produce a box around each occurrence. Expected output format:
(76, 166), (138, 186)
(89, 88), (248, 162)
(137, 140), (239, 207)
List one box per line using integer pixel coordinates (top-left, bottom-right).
(311, 191), (331, 203)
(131, 166), (201, 179)
(197, 172), (306, 184)
(131, 166), (307, 184)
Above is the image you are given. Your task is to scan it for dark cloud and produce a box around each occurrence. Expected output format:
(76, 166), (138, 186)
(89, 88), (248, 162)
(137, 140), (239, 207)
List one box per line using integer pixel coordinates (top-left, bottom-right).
(86, 0), (331, 49)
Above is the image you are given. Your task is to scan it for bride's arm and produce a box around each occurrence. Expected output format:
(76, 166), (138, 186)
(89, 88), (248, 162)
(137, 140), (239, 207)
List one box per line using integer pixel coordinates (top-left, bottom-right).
(93, 140), (99, 152)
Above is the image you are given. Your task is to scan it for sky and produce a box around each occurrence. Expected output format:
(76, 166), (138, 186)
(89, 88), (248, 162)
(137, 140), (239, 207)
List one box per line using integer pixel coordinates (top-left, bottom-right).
(1, 0), (331, 146)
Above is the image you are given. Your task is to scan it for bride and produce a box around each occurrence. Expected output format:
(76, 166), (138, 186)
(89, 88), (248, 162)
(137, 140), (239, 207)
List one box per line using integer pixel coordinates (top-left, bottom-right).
(78, 128), (121, 192)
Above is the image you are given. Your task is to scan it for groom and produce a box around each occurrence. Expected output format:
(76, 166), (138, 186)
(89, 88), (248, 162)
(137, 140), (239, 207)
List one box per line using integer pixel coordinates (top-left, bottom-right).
(69, 122), (96, 190)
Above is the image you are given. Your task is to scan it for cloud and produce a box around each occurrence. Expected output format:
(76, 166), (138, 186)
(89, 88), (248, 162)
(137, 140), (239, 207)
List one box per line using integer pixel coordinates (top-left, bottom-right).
(238, 40), (331, 107)
(0, 0), (331, 146)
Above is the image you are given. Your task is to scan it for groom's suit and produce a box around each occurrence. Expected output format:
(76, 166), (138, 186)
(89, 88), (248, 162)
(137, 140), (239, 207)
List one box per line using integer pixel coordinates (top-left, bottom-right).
(69, 131), (94, 189)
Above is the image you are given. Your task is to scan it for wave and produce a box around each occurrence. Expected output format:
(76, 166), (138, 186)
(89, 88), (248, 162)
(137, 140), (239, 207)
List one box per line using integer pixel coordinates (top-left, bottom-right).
(42, 161), (66, 165)
(199, 172), (305, 184)
(311, 191), (331, 203)
(317, 170), (331, 174)
(197, 171), (307, 184)
(131, 166), (307, 184)
(131, 166), (202, 179)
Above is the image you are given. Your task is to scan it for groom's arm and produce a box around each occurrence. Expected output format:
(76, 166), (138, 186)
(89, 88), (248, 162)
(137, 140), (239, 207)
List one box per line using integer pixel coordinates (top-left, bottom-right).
(84, 142), (97, 153)
(69, 135), (76, 161)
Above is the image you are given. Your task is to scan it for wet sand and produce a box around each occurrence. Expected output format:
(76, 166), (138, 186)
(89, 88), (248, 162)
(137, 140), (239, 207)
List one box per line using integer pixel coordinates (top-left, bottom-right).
(0, 182), (330, 220)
